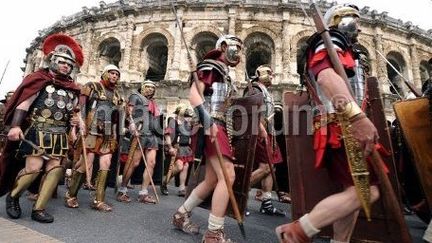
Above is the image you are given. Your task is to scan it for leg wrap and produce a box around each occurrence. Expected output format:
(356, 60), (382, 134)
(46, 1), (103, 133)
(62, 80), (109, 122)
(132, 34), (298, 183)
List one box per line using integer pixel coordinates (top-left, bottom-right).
(68, 170), (84, 197)
(34, 166), (64, 210)
(95, 170), (109, 202)
(10, 169), (40, 198)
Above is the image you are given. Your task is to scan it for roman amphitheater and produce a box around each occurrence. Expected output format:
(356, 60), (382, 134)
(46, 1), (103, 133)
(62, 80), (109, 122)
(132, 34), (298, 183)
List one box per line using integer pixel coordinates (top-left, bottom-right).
(22, 0), (432, 117)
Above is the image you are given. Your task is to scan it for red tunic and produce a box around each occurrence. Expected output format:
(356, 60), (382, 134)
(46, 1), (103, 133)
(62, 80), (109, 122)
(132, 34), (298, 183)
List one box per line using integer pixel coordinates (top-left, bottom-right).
(198, 56), (235, 161)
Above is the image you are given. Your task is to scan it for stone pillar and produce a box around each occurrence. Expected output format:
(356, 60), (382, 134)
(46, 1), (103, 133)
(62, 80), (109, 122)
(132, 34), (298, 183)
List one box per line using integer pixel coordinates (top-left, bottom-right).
(373, 31), (387, 92)
(409, 40), (421, 88)
(82, 23), (94, 74)
(169, 7), (183, 80)
(228, 7), (239, 83)
(121, 15), (135, 71)
(281, 10), (291, 84)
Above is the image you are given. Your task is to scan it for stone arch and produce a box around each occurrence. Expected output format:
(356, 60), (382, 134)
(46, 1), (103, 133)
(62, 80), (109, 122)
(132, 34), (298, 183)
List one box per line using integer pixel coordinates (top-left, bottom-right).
(419, 60), (432, 83)
(240, 26), (281, 49)
(185, 25), (223, 44)
(92, 35), (123, 74)
(134, 27), (175, 75)
(386, 51), (407, 95)
(295, 36), (309, 76)
(140, 33), (169, 81)
(191, 31), (219, 62)
(244, 32), (275, 78)
(136, 27), (175, 50)
(290, 30), (314, 63)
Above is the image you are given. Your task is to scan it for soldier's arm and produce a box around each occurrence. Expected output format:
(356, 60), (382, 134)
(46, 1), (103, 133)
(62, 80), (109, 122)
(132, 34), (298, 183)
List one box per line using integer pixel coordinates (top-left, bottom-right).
(8, 93), (38, 141)
(316, 65), (378, 157)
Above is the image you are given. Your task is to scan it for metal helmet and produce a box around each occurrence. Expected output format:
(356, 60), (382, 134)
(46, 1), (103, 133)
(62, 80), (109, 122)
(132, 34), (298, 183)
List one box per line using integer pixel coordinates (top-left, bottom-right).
(255, 65), (274, 86)
(215, 35), (243, 66)
(324, 4), (360, 27)
(141, 80), (156, 98)
(324, 4), (361, 42)
(101, 64), (121, 81)
(42, 33), (84, 75)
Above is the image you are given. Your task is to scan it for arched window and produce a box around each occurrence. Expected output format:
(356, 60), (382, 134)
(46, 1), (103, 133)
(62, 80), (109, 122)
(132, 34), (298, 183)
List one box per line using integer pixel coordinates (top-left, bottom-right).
(386, 51), (406, 95)
(141, 33), (168, 81)
(192, 32), (218, 63)
(244, 32), (275, 79)
(296, 37), (309, 78)
(419, 60), (431, 83)
(98, 37), (121, 68)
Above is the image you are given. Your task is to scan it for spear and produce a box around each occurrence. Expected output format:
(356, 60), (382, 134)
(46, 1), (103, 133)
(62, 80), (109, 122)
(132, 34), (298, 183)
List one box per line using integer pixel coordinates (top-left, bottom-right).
(0, 60), (10, 86)
(170, 2), (246, 238)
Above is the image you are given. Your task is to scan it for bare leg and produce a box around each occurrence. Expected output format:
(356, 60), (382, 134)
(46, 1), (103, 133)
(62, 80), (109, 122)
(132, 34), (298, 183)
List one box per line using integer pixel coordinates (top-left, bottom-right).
(308, 185), (380, 229)
(207, 155), (235, 218)
(121, 150), (141, 188)
(141, 149), (157, 191)
(333, 210), (359, 242)
(179, 162), (188, 190)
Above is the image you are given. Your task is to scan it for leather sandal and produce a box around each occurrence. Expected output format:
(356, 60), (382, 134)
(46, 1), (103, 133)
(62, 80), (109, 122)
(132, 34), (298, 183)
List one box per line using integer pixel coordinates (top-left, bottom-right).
(91, 201), (112, 212)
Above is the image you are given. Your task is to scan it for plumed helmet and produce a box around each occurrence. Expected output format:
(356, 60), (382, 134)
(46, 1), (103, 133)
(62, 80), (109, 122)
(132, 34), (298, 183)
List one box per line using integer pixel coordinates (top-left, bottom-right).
(215, 34), (243, 49)
(324, 4), (360, 27)
(101, 64), (120, 80)
(42, 33), (84, 67)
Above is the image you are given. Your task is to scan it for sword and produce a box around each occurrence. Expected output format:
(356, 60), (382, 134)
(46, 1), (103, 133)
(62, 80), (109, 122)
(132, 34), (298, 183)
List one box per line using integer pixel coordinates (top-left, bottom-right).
(20, 138), (54, 161)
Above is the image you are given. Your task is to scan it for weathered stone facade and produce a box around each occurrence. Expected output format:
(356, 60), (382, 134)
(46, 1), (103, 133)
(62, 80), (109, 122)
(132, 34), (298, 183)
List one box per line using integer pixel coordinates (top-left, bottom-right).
(22, 0), (432, 117)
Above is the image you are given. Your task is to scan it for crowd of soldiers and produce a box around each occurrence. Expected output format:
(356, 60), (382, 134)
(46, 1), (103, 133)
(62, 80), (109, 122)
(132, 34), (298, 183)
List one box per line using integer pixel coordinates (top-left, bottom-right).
(0, 2), (430, 243)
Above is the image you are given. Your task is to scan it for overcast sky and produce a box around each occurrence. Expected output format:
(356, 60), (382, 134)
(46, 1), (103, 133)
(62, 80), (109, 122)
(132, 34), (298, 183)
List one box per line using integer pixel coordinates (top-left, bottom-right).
(0, 0), (431, 98)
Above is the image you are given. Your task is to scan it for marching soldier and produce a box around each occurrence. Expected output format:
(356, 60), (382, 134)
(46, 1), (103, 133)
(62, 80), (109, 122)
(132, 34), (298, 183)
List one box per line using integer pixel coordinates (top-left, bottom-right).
(116, 80), (160, 204)
(160, 104), (194, 196)
(64, 64), (121, 212)
(0, 34), (82, 223)
(246, 65), (285, 216)
(276, 4), (380, 242)
(171, 35), (255, 242)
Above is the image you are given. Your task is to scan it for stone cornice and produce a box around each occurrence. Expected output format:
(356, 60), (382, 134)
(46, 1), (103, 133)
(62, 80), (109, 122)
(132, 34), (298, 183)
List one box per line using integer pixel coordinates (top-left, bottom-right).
(26, 0), (432, 53)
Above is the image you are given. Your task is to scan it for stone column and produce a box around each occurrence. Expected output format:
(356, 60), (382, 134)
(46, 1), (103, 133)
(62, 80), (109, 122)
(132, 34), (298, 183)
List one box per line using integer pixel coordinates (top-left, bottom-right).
(409, 40), (421, 88)
(281, 10), (291, 84)
(169, 7), (183, 80)
(82, 23), (94, 74)
(373, 30), (387, 92)
(121, 15), (135, 71)
(228, 7), (239, 83)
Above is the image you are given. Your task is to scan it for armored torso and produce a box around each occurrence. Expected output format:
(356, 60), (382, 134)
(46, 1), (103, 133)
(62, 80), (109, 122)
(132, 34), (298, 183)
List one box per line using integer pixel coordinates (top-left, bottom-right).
(128, 91), (152, 136)
(197, 59), (237, 122)
(306, 29), (367, 114)
(84, 82), (120, 136)
(28, 84), (78, 133)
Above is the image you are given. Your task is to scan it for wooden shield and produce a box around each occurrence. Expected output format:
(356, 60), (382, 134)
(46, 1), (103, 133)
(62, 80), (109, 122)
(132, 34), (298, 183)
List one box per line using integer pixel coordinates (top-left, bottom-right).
(394, 96), (432, 215)
(187, 92), (263, 219)
(285, 77), (408, 242)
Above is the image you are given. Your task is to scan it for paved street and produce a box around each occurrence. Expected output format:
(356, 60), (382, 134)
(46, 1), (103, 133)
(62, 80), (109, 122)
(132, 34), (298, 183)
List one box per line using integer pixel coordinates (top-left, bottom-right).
(0, 185), (427, 243)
